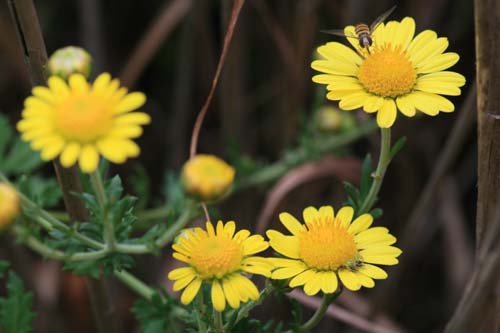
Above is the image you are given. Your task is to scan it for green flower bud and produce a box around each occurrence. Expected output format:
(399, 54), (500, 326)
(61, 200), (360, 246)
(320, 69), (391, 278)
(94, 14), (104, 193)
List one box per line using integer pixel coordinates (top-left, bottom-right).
(47, 46), (92, 79)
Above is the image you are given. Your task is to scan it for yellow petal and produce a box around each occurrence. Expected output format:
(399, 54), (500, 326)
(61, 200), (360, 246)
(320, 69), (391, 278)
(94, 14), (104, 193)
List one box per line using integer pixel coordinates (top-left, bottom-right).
(78, 145), (100, 173)
(417, 53), (460, 74)
(279, 212), (304, 236)
(32, 86), (56, 104)
(360, 246), (402, 257)
(223, 221), (236, 238)
(233, 229), (251, 242)
(338, 269), (361, 291)
(396, 95), (416, 117)
(358, 264), (388, 279)
(271, 265), (307, 280)
(362, 255), (399, 265)
(173, 274), (196, 291)
(180, 278), (202, 305)
(222, 278), (240, 309)
(40, 138), (65, 160)
(303, 271), (322, 296)
(348, 214), (373, 234)
(339, 92), (372, 110)
(302, 207), (319, 225)
(320, 271), (338, 294)
(115, 92), (146, 114)
(169, 265), (196, 281)
(289, 269), (315, 288)
(115, 112), (151, 125)
(410, 37), (449, 68)
(363, 95), (384, 113)
(354, 272), (375, 288)
(355, 227), (389, 243)
(69, 74), (89, 94)
(60, 142), (81, 167)
(92, 73), (111, 95)
(48, 76), (69, 98)
(211, 280), (226, 312)
(394, 17), (415, 49)
(319, 206), (334, 221)
(335, 206), (354, 228)
(311, 59), (359, 76)
(407, 30), (437, 55)
(266, 230), (300, 258)
(356, 233), (397, 249)
(317, 42), (363, 66)
(242, 235), (269, 255)
(376, 99), (397, 128)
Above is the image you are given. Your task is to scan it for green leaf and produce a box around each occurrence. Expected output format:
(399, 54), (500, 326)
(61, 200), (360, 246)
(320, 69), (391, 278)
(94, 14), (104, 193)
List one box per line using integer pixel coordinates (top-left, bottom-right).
(370, 208), (383, 219)
(389, 136), (407, 160)
(343, 181), (360, 209)
(360, 154), (373, 199)
(132, 293), (186, 333)
(17, 175), (62, 208)
(0, 271), (36, 333)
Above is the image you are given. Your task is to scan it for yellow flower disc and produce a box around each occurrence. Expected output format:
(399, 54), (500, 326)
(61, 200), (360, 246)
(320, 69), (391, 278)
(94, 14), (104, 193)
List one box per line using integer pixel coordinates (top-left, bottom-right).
(267, 206), (402, 295)
(168, 221), (272, 312)
(358, 45), (416, 97)
(17, 73), (151, 173)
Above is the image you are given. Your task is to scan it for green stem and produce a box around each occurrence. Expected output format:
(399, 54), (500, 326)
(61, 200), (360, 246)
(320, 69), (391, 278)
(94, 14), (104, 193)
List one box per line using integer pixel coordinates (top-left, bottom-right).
(195, 291), (207, 333)
(113, 269), (155, 301)
(285, 292), (340, 333)
(90, 171), (116, 250)
(213, 309), (224, 332)
(358, 127), (392, 214)
(12, 225), (108, 261)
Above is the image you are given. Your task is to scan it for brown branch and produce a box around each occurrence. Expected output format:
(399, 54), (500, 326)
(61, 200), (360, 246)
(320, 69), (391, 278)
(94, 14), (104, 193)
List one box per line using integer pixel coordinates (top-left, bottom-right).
(119, 0), (193, 88)
(6, 1), (116, 332)
(189, 0), (246, 158)
(445, 0), (500, 330)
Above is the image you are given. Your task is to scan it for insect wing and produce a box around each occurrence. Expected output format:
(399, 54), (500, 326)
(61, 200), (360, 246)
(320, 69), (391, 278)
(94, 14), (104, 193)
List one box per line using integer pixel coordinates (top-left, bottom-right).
(369, 5), (396, 32)
(320, 29), (357, 39)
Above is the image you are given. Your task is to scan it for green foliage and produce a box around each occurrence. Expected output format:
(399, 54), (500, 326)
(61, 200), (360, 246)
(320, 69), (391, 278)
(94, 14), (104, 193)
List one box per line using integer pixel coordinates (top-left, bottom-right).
(0, 114), (43, 176)
(0, 262), (36, 333)
(128, 165), (151, 211)
(230, 318), (283, 333)
(17, 175), (62, 208)
(131, 293), (187, 333)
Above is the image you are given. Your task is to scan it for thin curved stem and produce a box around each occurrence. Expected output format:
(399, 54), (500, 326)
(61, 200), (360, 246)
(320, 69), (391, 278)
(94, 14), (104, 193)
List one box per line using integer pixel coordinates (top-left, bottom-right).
(358, 127), (392, 214)
(213, 308), (224, 332)
(113, 269), (156, 301)
(195, 291), (208, 333)
(285, 292), (339, 333)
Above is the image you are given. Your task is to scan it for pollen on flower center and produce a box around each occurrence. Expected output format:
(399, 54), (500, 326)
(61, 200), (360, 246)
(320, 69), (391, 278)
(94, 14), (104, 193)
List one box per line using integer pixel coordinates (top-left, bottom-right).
(358, 44), (417, 98)
(190, 236), (244, 279)
(299, 220), (357, 270)
(54, 94), (113, 143)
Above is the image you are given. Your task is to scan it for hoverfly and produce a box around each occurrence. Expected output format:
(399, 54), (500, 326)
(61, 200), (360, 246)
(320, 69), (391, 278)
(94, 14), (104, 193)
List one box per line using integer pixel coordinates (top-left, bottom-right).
(321, 6), (396, 54)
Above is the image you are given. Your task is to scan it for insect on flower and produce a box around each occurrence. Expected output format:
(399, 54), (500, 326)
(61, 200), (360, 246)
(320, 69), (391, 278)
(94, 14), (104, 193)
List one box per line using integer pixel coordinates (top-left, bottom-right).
(321, 5), (396, 54)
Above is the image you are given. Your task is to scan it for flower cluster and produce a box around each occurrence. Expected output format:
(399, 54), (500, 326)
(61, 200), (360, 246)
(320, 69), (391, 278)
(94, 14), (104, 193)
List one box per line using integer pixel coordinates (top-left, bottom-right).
(168, 206), (401, 311)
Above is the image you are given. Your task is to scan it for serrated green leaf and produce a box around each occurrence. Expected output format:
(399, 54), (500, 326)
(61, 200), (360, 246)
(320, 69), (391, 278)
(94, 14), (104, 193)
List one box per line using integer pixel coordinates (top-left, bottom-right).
(0, 271), (36, 333)
(2, 139), (43, 175)
(389, 136), (407, 160)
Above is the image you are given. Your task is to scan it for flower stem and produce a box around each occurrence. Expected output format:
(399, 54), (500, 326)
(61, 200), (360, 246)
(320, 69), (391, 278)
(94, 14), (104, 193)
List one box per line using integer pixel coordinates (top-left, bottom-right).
(213, 309), (224, 332)
(286, 292), (340, 333)
(90, 170), (116, 250)
(195, 292), (208, 333)
(112, 269), (155, 301)
(358, 127), (392, 214)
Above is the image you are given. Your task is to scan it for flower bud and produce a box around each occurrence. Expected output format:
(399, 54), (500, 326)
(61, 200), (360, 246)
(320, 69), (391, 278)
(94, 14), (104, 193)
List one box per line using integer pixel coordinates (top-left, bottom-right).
(181, 155), (235, 201)
(0, 183), (20, 229)
(316, 106), (343, 132)
(47, 46), (92, 79)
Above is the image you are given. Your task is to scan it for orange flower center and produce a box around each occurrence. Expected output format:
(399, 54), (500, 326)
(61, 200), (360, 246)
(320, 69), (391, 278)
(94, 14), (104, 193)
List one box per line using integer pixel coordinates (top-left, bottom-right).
(358, 44), (416, 98)
(54, 93), (113, 143)
(190, 236), (244, 279)
(299, 219), (357, 270)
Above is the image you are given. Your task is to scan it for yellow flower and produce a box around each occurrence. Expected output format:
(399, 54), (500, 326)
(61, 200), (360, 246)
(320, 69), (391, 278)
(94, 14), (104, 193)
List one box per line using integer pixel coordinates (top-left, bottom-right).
(0, 183), (20, 228)
(182, 155), (235, 200)
(48, 46), (92, 79)
(168, 221), (272, 312)
(17, 73), (150, 173)
(312, 17), (466, 128)
(267, 206), (401, 295)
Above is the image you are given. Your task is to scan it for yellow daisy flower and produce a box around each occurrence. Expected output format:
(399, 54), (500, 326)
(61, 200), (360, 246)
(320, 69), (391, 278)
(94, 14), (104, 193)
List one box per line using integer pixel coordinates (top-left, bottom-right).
(312, 17), (466, 128)
(267, 206), (401, 295)
(0, 183), (20, 228)
(17, 73), (151, 173)
(181, 155), (235, 200)
(168, 221), (272, 312)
